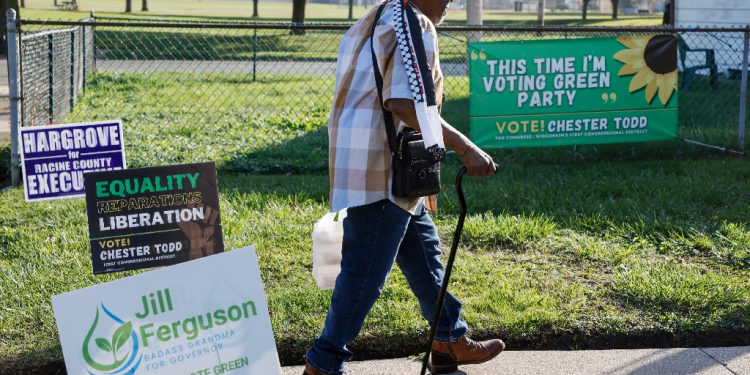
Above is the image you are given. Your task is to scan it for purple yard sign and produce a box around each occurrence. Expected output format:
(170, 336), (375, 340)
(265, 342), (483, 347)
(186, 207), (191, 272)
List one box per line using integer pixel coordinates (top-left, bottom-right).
(20, 120), (127, 202)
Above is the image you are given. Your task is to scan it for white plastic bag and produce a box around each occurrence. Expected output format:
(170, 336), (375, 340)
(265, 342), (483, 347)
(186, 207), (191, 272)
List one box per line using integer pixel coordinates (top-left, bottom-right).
(312, 209), (347, 290)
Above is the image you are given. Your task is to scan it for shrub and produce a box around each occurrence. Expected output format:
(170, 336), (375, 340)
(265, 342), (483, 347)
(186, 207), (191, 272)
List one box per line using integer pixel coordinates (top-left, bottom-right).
(0, 143), (10, 186)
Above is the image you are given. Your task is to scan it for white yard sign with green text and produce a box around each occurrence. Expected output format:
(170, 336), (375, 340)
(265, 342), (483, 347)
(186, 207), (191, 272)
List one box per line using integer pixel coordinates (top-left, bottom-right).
(52, 246), (282, 375)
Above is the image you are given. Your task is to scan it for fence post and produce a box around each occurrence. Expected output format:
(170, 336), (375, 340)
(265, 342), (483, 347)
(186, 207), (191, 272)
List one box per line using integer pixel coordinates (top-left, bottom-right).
(70, 30), (75, 109)
(82, 23), (86, 94)
(91, 10), (96, 72)
(7, 9), (20, 188)
(739, 29), (749, 152)
(48, 33), (54, 123)
(253, 26), (257, 83)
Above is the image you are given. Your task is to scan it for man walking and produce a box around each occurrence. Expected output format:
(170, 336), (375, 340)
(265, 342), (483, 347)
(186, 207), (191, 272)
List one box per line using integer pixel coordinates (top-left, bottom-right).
(304, 0), (503, 374)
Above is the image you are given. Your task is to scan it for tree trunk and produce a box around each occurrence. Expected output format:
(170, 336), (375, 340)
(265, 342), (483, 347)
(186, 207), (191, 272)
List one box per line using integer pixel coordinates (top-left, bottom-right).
(611, 0), (619, 19)
(141, 0), (147, 11)
(348, 0), (353, 20)
(253, 0), (258, 17)
(291, 0), (305, 35)
(292, 0), (305, 23)
(0, 0), (21, 26)
(582, 0), (589, 19)
(19, 0), (23, 8)
(125, 0), (132, 12)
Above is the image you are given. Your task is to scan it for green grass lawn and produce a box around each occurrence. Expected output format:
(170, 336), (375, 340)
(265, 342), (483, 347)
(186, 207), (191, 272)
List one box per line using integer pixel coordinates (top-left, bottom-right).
(2, 157), (750, 372)
(20, 0), (662, 26)
(62, 72), (334, 173)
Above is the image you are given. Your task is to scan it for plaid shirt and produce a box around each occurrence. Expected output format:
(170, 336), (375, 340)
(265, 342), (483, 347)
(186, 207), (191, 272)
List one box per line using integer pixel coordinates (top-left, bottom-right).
(328, 2), (443, 215)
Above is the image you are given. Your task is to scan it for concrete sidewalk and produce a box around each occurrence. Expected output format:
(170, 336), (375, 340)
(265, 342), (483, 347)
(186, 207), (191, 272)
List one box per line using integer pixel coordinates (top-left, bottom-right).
(281, 346), (750, 374)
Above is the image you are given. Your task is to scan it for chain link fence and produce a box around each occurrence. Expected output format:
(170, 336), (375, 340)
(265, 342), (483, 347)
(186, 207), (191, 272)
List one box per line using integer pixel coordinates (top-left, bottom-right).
(19, 18), (94, 128)
(13, 19), (750, 174)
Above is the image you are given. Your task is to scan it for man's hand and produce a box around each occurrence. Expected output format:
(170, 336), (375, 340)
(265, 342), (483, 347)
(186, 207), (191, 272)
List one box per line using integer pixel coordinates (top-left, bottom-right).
(386, 98), (496, 178)
(441, 119), (496, 178)
(458, 145), (496, 177)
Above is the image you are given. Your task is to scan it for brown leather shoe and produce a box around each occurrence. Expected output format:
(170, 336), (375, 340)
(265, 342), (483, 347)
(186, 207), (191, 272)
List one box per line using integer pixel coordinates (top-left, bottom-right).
(302, 364), (325, 375)
(430, 335), (505, 374)
(302, 363), (346, 375)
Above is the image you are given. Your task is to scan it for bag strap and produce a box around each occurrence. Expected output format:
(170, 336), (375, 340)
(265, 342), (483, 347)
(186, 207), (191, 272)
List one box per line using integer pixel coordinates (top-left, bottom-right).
(370, 1), (436, 154)
(370, 3), (398, 154)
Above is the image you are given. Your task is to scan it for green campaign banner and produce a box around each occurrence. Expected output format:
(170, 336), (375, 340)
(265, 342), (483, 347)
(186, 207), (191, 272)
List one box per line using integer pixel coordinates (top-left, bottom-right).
(469, 36), (679, 148)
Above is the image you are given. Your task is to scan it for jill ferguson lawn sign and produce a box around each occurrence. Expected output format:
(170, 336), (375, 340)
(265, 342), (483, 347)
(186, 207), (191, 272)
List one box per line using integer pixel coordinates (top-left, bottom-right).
(20, 120), (126, 202)
(469, 36), (679, 149)
(84, 162), (224, 274)
(52, 246), (283, 375)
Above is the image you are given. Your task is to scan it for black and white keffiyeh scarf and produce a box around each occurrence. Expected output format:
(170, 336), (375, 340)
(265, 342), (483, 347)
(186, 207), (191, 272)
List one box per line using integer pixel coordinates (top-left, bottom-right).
(389, 0), (446, 162)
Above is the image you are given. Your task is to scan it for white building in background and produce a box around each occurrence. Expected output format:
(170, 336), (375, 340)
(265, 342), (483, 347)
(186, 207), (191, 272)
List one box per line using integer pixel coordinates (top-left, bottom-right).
(676, 0), (750, 28)
(675, 0), (749, 78)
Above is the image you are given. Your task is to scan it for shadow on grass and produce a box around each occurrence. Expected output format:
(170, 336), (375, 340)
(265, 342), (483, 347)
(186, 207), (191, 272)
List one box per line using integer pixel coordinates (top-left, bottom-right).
(220, 126), (329, 175)
(274, 298), (750, 365)
(0, 344), (65, 375)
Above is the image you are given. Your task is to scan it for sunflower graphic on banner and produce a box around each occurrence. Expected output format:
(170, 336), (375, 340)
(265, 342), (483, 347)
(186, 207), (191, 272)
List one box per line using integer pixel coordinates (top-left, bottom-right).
(468, 36), (679, 149)
(614, 35), (679, 106)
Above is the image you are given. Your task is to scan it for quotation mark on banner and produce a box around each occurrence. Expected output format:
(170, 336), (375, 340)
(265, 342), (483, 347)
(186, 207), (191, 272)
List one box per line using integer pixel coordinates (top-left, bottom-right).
(177, 202), (220, 260)
(470, 49), (486, 60)
(602, 93), (618, 104)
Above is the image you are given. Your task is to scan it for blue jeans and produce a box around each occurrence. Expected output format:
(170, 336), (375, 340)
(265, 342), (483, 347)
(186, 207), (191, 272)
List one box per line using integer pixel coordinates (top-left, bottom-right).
(305, 199), (468, 375)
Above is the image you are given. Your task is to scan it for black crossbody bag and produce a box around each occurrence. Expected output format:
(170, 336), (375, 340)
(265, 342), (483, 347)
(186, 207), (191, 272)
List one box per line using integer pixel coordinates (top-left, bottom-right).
(370, 3), (441, 199)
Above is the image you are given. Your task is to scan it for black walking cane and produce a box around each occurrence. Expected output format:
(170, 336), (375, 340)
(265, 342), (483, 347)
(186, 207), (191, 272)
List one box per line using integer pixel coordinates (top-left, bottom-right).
(419, 165), (470, 375)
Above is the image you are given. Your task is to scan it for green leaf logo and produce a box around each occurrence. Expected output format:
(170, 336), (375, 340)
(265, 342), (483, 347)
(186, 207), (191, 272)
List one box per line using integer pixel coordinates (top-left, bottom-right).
(112, 321), (132, 354)
(95, 338), (112, 353)
(82, 307), (131, 372)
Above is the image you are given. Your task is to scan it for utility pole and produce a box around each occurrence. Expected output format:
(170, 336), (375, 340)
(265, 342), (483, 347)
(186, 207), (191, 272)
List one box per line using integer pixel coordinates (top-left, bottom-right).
(537, 0), (546, 25)
(467, 0), (482, 42)
(670, 0), (676, 25)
